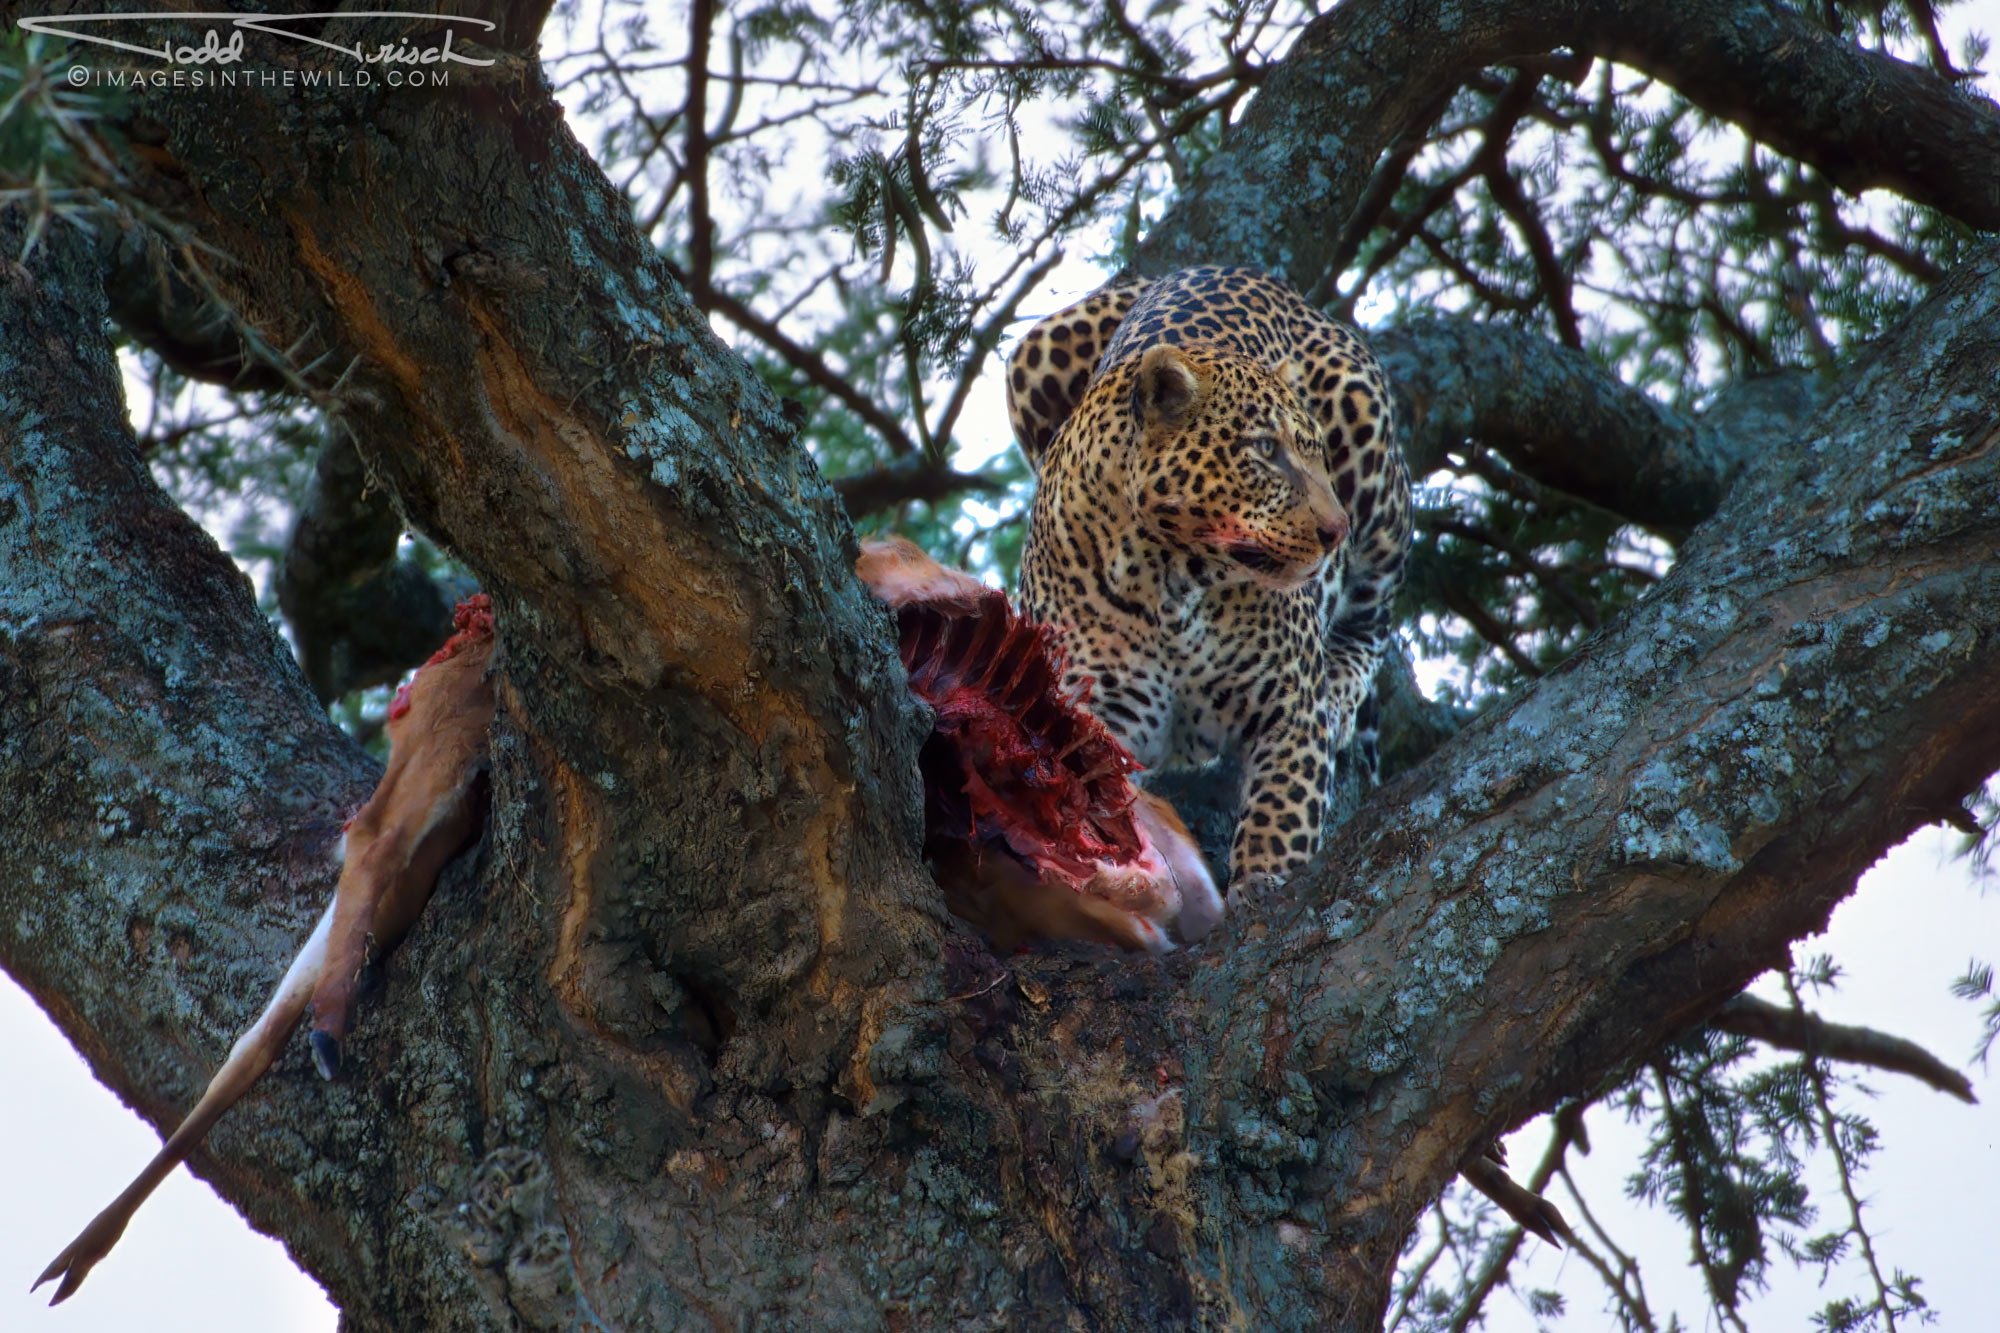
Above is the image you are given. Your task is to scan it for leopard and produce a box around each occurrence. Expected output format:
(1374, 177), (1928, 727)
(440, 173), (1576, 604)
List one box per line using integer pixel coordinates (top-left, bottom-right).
(1011, 265), (1412, 895)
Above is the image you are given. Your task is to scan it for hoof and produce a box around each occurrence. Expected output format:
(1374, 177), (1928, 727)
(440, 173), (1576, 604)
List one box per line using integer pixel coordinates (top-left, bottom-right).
(309, 1030), (342, 1081)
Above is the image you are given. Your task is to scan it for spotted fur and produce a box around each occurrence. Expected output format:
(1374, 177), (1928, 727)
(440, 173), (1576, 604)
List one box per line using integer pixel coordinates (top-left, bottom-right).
(1013, 266), (1412, 891)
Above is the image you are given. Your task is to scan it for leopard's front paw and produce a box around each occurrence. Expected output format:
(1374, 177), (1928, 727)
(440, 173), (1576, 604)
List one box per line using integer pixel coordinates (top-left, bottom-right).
(1226, 869), (1295, 909)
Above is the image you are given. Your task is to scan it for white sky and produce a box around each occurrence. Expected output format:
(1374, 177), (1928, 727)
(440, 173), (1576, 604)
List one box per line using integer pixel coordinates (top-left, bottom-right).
(3, 4), (1997, 1330)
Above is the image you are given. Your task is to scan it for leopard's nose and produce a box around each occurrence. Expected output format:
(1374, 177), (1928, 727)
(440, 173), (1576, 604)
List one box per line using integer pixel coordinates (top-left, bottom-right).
(1316, 514), (1349, 550)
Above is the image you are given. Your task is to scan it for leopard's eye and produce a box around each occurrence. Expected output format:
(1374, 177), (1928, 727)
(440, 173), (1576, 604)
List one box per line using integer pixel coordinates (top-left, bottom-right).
(1249, 435), (1281, 460)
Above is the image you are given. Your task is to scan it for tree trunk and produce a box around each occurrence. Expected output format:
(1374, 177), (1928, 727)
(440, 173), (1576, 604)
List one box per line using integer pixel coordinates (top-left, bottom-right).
(3, 4), (1998, 1328)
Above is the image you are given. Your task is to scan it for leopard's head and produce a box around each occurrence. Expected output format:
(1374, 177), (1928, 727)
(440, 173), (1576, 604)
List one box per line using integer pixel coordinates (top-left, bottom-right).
(1122, 343), (1348, 591)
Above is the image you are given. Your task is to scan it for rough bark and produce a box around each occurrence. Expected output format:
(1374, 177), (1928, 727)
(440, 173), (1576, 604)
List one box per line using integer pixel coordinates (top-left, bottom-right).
(12, 3), (950, 1112)
(0, 209), (384, 1302)
(3, 6), (1999, 1331)
(96, 219), (292, 393)
(1194, 243), (2000, 1310)
(1373, 320), (1762, 534)
(7, 4), (949, 1323)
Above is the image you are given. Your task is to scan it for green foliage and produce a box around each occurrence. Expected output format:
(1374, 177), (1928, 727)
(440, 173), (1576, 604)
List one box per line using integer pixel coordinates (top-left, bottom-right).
(1349, 22), (1975, 689)
(0, 32), (127, 252)
(550, 0), (1989, 703)
(1352, 60), (1972, 409)
(327, 682), (398, 759)
(123, 356), (320, 609)
(548, 0), (1293, 568)
(1955, 779), (2000, 886)
(1405, 461), (1662, 706)
(1391, 946), (1960, 1330)
(1629, 1033), (1816, 1313)
(1607, 963), (1936, 1333)
(1950, 960), (2000, 1066)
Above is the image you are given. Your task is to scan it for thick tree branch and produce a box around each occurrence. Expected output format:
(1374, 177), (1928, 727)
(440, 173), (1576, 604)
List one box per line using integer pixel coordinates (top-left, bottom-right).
(8, 4), (1999, 1327)
(1189, 242), (2000, 1314)
(53, 5), (946, 1060)
(1137, 0), (2000, 283)
(1711, 993), (1977, 1104)
(1375, 318), (1757, 531)
(6, 9), (948, 1325)
(275, 433), (458, 701)
(96, 221), (292, 392)
(495, 0), (552, 54)
(832, 461), (1012, 518)
(0, 207), (387, 1304)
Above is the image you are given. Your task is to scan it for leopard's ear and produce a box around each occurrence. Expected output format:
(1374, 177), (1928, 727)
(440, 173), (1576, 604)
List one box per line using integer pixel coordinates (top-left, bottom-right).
(1132, 344), (1202, 427)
